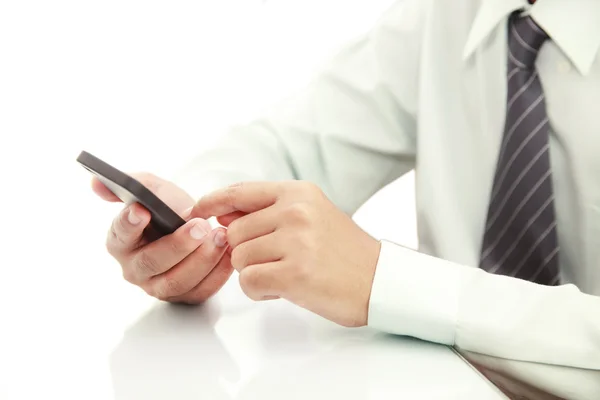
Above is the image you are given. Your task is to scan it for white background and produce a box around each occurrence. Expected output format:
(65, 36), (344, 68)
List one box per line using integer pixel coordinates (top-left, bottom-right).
(0, 1), (419, 398)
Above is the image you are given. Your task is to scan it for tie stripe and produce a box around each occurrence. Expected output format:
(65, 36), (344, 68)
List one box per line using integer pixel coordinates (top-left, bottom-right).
(528, 242), (559, 280)
(508, 48), (528, 69)
(511, 24), (536, 53)
(485, 162), (551, 244)
(510, 221), (557, 278)
(479, 12), (560, 286)
(484, 194), (555, 273)
(507, 71), (538, 109)
(488, 124), (547, 214)
(507, 67), (520, 82)
(490, 92), (545, 186)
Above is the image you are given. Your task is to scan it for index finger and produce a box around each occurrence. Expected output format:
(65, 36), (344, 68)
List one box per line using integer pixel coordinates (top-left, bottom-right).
(192, 181), (280, 219)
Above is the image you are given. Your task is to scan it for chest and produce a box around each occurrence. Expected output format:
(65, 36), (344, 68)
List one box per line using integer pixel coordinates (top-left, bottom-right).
(414, 34), (600, 292)
(429, 34), (600, 201)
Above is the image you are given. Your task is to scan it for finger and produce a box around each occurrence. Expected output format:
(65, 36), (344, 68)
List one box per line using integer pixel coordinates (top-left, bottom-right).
(127, 217), (212, 281)
(227, 206), (279, 248)
(91, 177), (121, 202)
(166, 251), (235, 304)
(238, 261), (286, 301)
(91, 172), (162, 202)
(128, 172), (163, 192)
(230, 233), (283, 272)
(147, 228), (229, 300)
(192, 181), (281, 219)
(217, 211), (246, 227)
(106, 203), (151, 256)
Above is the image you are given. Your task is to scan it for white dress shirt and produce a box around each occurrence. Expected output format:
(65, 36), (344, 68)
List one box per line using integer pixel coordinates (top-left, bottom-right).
(174, 0), (600, 398)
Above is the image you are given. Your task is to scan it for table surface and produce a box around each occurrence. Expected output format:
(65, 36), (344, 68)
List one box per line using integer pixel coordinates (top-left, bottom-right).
(2, 268), (508, 400)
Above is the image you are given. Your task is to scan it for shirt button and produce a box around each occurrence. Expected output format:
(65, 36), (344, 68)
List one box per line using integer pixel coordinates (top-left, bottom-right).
(558, 61), (571, 73)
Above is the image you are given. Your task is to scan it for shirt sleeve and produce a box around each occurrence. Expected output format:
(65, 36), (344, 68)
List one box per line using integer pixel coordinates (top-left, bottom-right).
(171, 0), (428, 214)
(368, 240), (600, 399)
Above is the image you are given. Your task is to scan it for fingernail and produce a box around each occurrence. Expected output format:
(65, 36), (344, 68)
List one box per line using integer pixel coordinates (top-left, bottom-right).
(128, 208), (142, 225)
(214, 231), (227, 247)
(182, 207), (193, 219)
(190, 221), (209, 240)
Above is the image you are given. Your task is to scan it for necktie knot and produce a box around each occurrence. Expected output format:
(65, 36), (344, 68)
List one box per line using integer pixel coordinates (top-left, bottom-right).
(508, 13), (549, 69)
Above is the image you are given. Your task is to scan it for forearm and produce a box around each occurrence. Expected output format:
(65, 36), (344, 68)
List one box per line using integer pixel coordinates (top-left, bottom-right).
(368, 240), (600, 399)
(171, 120), (298, 201)
(172, 0), (424, 211)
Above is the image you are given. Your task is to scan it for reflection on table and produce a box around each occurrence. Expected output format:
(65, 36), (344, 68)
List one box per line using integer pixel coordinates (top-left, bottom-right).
(109, 281), (507, 400)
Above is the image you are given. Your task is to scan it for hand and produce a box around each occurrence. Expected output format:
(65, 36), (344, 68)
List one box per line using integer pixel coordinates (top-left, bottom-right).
(92, 173), (234, 304)
(191, 181), (381, 327)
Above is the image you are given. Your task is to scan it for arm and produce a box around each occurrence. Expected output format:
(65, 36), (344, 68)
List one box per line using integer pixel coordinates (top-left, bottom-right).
(173, 1), (425, 214)
(369, 241), (600, 399)
(178, 0), (600, 398)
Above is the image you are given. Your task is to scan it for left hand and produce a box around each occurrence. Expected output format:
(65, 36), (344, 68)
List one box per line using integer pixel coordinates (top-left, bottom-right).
(190, 181), (381, 327)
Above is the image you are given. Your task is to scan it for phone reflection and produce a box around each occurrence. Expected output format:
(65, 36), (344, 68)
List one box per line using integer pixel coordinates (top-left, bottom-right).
(109, 301), (238, 400)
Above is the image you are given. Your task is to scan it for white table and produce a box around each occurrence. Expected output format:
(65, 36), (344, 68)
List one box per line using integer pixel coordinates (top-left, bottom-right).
(2, 250), (507, 400)
(112, 284), (512, 400)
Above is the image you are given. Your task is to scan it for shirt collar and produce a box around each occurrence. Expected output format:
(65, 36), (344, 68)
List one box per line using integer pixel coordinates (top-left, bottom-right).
(462, 0), (600, 76)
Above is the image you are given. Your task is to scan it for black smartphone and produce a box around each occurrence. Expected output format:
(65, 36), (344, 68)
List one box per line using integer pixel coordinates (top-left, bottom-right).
(76, 150), (185, 237)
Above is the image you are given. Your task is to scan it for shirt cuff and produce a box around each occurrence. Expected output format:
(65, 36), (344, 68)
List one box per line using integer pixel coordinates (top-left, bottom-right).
(367, 240), (465, 346)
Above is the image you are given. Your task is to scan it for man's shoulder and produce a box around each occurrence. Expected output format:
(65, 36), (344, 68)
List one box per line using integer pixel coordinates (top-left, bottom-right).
(375, 0), (482, 33)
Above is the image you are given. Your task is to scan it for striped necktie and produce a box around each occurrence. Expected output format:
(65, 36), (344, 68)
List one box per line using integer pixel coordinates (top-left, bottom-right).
(479, 12), (560, 286)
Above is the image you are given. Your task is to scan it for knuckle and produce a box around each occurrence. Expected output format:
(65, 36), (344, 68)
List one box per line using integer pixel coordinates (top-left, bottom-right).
(140, 283), (156, 298)
(285, 203), (311, 225)
(116, 207), (130, 230)
(230, 245), (248, 270)
(192, 251), (211, 267)
(225, 183), (242, 206)
(192, 242), (220, 266)
(238, 270), (262, 301)
(106, 220), (127, 253)
(227, 219), (243, 247)
(153, 288), (169, 301)
(166, 278), (182, 295)
(152, 284), (167, 301)
(156, 277), (183, 299)
(105, 229), (117, 254)
(166, 238), (186, 256)
(136, 251), (160, 276)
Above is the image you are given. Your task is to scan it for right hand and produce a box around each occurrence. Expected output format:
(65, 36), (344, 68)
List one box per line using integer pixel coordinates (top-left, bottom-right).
(92, 172), (234, 304)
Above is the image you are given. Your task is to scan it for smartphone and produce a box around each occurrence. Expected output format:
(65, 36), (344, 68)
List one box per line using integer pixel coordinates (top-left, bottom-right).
(76, 150), (185, 237)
